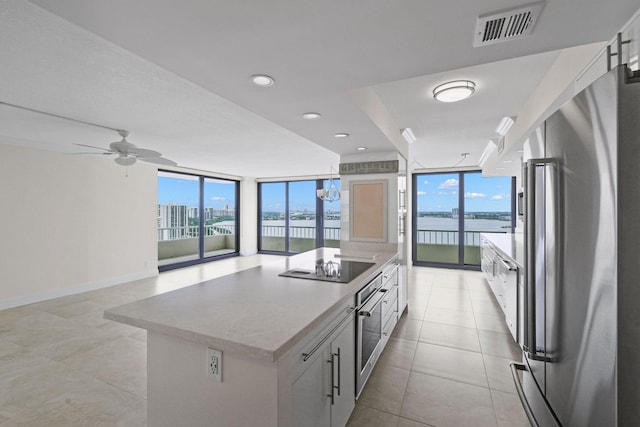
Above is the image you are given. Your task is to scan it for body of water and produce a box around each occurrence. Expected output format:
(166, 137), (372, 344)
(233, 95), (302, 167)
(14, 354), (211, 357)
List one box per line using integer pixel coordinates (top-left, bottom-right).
(259, 217), (510, 232)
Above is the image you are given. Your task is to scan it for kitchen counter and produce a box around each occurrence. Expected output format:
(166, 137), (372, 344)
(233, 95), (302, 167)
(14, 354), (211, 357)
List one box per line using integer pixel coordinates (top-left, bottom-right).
(104, 247), (396, 362)
(481, 232), (524, 267)
(105, 247), (398, 427)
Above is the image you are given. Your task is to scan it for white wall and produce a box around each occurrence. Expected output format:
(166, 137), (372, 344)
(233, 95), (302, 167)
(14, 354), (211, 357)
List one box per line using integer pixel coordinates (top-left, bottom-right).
(0, 143), (158, 309)
(240, 178), (258, 256)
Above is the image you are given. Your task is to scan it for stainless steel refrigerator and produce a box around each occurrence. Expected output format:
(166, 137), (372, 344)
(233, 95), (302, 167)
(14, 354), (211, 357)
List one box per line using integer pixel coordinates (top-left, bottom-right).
(511, 64), (640, 426)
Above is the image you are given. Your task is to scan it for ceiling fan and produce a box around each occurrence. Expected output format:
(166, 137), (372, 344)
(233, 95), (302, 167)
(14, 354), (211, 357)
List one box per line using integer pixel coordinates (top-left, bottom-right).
(73, 130), (177, 166)
(0, 101), (177, 168)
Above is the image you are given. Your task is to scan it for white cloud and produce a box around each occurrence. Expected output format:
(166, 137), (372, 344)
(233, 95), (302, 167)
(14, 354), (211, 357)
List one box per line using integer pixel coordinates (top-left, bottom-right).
(491, 193), (510, 200)
(417, 191), (427, 196)
(423, 180), (429, 185)
(438, 178), (458, 189)
(210, 196), (226, 201)
(465, 192), (486, 199)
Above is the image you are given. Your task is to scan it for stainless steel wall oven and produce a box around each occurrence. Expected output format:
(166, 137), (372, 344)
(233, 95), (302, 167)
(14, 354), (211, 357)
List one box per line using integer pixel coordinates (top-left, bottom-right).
(355, 273), (384, 397)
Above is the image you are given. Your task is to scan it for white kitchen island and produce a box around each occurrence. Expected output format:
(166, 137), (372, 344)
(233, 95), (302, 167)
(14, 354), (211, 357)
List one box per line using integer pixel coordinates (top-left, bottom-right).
(104, 248), (398, 427)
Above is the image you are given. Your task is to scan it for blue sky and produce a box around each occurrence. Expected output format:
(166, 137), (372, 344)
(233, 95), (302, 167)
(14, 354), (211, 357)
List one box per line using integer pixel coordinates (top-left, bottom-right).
(158, 175), (236, 209)
(261, 180), (341, 213)
(159, 173), (510, 213)
(416, 173), (511, 212)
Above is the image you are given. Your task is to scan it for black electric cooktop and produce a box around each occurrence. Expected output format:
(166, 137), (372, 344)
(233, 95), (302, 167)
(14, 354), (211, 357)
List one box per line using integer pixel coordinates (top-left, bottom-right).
(279, 259), (375, 283)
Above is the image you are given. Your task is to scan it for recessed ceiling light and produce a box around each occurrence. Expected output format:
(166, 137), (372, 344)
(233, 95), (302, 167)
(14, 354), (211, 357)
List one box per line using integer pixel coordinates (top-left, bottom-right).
(250, 74), (274, 87)
(356, 147), (367, 151)
(503, 160), (514, 163)
(334, 133), (349, 138)
(302, 112), (321, 120)
(433, 80), (476, 102)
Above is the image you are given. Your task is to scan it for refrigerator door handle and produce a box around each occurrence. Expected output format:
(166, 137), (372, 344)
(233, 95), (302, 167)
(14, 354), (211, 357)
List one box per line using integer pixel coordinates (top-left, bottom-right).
(524, 158), (553, 361)
(510, 362), (540, 427)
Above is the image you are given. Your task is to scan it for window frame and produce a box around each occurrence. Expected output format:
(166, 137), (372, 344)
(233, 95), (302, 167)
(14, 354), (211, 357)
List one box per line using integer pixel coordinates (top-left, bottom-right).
(257, 178), (339, 255)
(158, 169), (240, 272)
(412, 170), (515, 270)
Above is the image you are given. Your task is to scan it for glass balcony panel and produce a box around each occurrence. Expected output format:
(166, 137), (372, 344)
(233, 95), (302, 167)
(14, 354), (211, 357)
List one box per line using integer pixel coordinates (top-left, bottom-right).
(260, 182), (286, 251)
(463, 173), (512, 266)
(203, 177), (237, 257)
(157, 172), (200, 266)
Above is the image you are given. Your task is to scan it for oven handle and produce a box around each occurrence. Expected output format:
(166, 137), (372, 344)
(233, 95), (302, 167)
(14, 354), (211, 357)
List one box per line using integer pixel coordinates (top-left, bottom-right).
(359, 289), (386, 317)
(302, 307), (355, 362)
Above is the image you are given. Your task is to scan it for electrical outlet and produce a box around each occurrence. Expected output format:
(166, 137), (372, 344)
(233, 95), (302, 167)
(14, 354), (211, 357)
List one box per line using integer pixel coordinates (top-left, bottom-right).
(207, 348), (222, 382)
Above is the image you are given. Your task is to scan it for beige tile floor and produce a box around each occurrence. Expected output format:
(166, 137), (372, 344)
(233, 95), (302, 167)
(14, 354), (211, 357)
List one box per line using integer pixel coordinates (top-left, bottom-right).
(346, 267), (529, 427)
(0, 258), (528, 426)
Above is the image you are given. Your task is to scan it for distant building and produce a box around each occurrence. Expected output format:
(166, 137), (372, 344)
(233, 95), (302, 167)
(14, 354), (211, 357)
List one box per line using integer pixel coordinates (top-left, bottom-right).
(452, 208), (459, 219)
(158, 204), (189, 240)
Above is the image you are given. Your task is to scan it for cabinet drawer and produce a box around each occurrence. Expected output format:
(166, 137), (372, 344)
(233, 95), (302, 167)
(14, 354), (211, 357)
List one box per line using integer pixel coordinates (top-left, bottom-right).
(382, 286), (398, 318)
(292, 302), (355, 381)
(382, 309), (398, 339)
(382, 263), (399, 290)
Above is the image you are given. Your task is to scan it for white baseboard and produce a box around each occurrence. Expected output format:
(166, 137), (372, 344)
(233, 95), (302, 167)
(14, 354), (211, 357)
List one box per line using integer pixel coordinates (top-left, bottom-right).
(0, 269), (159, 311)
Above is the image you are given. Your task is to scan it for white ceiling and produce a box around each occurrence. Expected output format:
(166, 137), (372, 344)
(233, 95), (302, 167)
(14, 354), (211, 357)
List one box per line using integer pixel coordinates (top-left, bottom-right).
(1, 0), (638, 178)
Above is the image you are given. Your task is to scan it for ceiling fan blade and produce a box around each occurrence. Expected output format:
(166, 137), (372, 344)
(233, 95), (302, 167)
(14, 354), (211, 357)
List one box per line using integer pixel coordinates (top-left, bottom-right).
(73, 143), (114, 153)
(129, 147), (162, 158)
(66, 152), (112, 155)
(138, 156), (178, 166)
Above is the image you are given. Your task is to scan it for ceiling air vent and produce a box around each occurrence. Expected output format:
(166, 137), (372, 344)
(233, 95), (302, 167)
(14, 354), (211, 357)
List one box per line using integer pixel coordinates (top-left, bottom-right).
(473, 2), (544, 47)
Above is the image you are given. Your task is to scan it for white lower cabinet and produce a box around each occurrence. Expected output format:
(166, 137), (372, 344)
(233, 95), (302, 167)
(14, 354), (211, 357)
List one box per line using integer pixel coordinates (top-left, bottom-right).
(293, 316), (355, 427)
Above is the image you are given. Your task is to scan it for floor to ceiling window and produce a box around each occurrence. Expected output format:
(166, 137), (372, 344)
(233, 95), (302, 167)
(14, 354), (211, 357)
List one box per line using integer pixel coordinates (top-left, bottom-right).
(413, 171), (514, 269)
(258, 179), (341, 254)
(158, 171), (239, 270)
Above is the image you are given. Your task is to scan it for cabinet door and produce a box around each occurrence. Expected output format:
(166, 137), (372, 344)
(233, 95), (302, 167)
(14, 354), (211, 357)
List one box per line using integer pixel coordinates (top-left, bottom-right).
(293, 347), (331, 427)
(330, 318), (355, 427)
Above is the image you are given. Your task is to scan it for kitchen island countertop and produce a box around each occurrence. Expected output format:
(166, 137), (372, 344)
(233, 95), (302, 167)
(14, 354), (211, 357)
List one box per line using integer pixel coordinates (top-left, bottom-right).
(104, 248), (396, 362)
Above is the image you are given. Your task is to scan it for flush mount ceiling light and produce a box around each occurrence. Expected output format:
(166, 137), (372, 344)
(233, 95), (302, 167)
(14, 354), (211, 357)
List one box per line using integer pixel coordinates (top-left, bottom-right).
(302, 112), (321, 120)
(401, 128), (416, 144)
(433, 80), (476, 102)
(495, 116), (516, 136)
(333, 133), (349, 138)
(356, 147), (367, 151)
(250, 74), (274, 87)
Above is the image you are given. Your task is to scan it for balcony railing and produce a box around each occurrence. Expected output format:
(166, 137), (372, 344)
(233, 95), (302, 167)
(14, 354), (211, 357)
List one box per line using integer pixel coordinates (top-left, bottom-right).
(416, 229), (508, 246)
(158, 224), (235, 241)
(260, 225), (341, 241)
(415, 229), (508, 265)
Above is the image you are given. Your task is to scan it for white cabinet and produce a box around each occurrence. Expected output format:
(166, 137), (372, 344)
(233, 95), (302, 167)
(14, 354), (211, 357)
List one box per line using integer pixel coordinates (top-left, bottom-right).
(293, 314), (355, 427)
(480, 237), (519, 342)
(380, 263), (399, 348)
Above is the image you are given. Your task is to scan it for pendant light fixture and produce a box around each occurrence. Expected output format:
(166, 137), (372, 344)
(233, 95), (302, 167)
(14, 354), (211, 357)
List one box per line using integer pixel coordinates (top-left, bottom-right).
(317, 166), (340, 203)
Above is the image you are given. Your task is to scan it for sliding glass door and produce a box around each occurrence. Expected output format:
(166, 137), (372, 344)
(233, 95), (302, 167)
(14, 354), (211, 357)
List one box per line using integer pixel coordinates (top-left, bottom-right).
(414, 173), (461, 264)
(258, 179), (341, 254)
(158, 171), (239, 270)
(413, 171), (513, 268)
